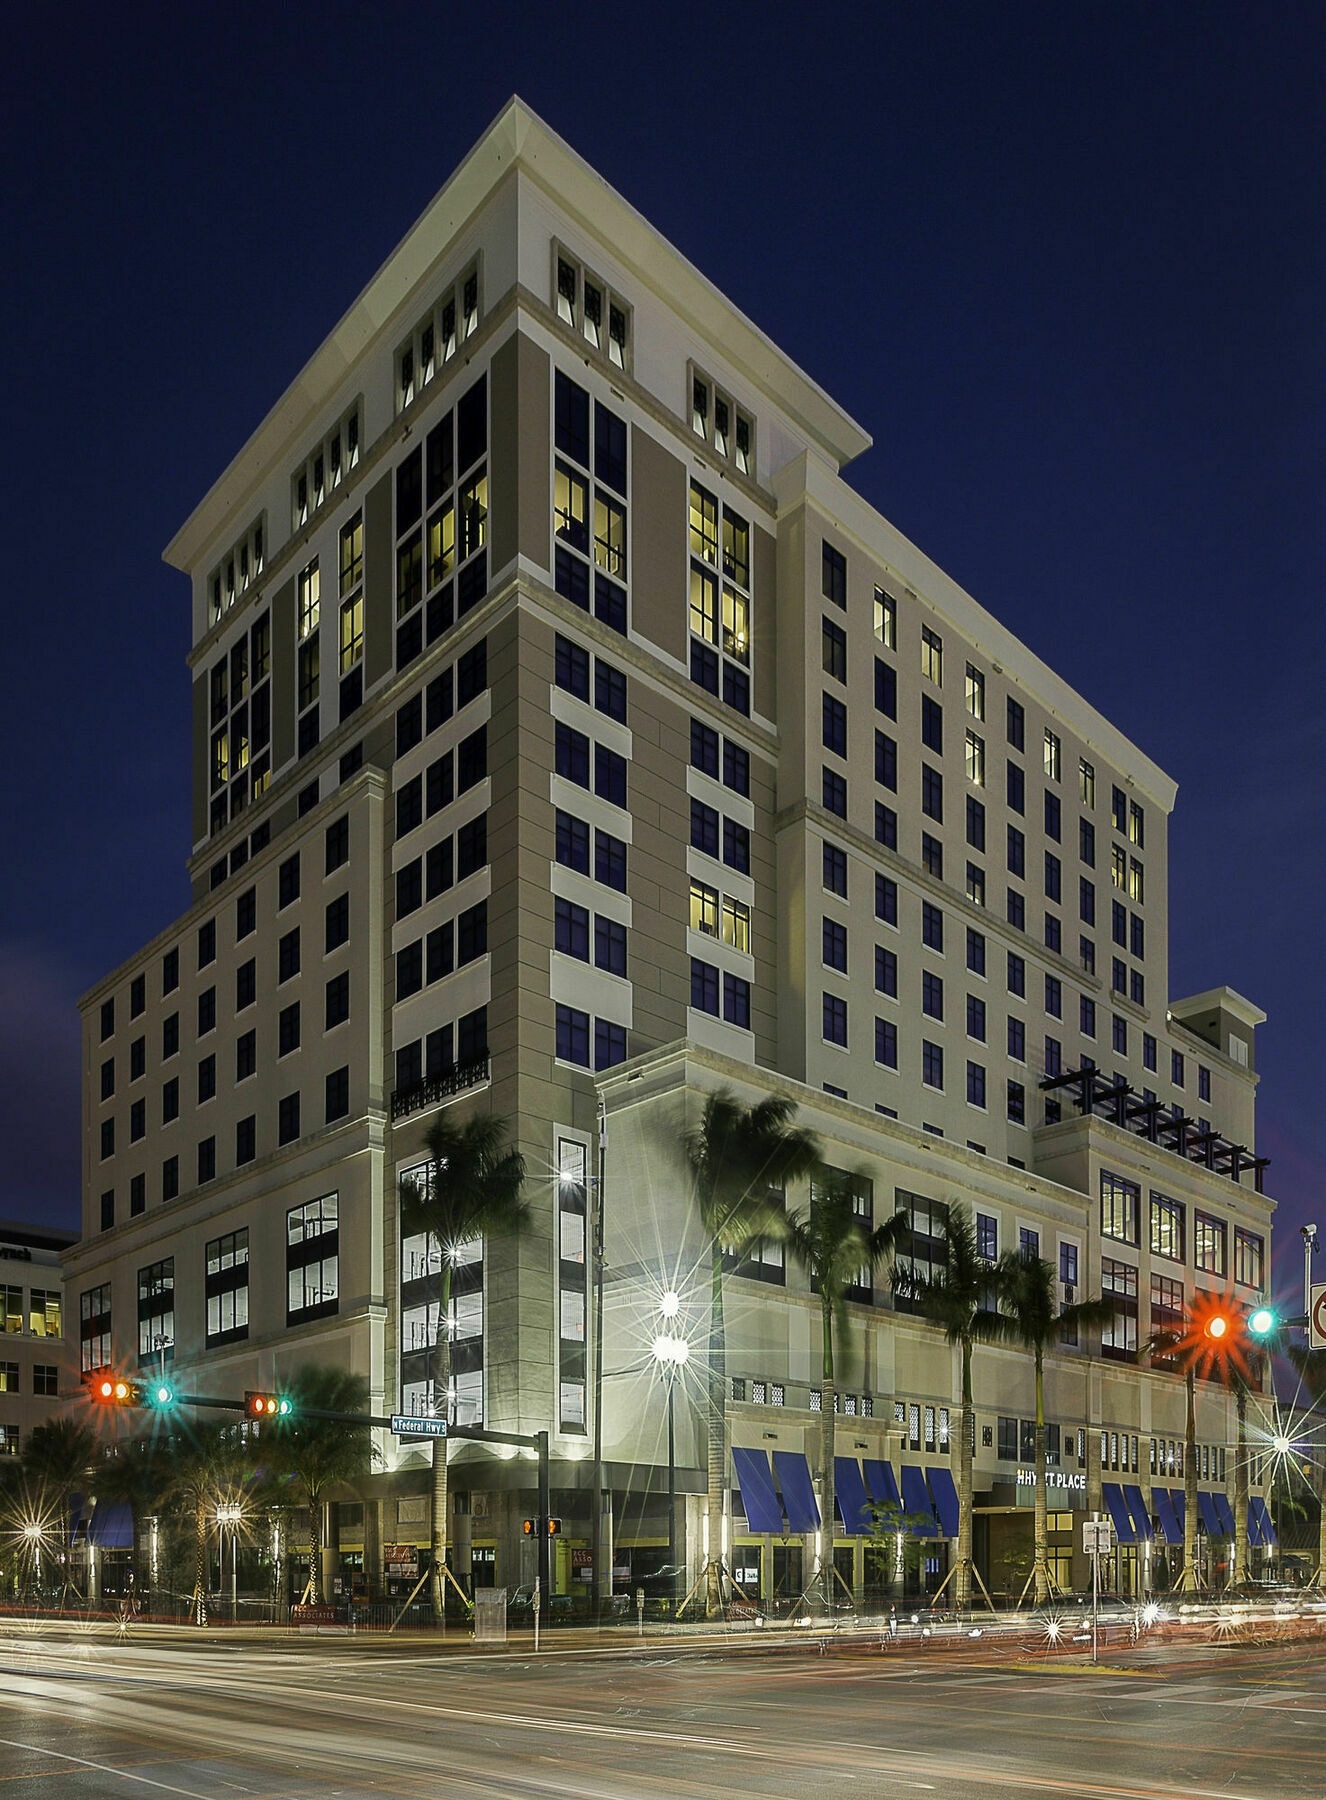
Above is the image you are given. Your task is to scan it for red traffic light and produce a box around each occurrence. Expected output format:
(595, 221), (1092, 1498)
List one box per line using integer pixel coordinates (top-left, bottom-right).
(87, 1374), (141, 1406)
(546, 1517), (561, 1537)
(1203, 1313), (1230, 1341)
(245, 1391), (293, 1418)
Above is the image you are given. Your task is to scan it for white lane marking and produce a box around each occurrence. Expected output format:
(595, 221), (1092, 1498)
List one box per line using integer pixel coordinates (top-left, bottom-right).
(0, 1734), (217, 1798)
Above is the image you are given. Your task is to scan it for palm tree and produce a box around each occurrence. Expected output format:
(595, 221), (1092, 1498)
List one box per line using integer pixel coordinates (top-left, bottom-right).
(1143, 1323), (1201, 1592)
(992, 1251), (1113, 1604)
(407, 1111), (528, 1623)
(151, 1419), (244, 1623)
(682, 1089), (820, 1618)
(19, 1418), (97, 1601)
(275, 1365), (375, 1605)
(785, 1167), (904, 1606)
(893, 1202), (1002, 1611)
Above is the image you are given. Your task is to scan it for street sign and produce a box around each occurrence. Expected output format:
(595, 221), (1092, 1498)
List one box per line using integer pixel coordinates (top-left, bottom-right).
(390, 1414), (448, 1440)
(1310, 1285), (1326, 1350)
(1082, 1518), (1113, 1556)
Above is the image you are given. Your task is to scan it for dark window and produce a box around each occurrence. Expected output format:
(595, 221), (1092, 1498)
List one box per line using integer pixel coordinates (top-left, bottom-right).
(556, 1004), (591, 1066)
(457, 727), (487, 792)
(397, 693), (423, 756)
(279, 1002), (301, 1057)
(723, 973), (750, 1029)
(690, 720), (719, 776)
(596, 828), (628, 890)
(279, 853), (300, 909)
(326, 893), (350, 953)
(966, 796), (985, 851)
(278, 1093), (301, 1147)
(875, 945), (897, 997)
(922, 902), (943, 951)
(1007, 888), (1025, 931)
(326, 1066), (350, 1123)
(278, 928), (300, 983)
(875, 730), (897, 791)
(594, 1018), (628, 1070)
(874, 658), (897, 720)
(967, 928), (985, 975)
(427, 667), (454, 732)
(723, 818), (750, 872)
(876, 1018), (898, 1067)
(595, 916), (627, 976)
(457, 814), (487, 879)
(197, 919), (216, 968)
(1045, 791), (1061, 842)
(326, 816), (350, 872)
(595, 403), (627, 494)
(921, 695), (943, 754)
(875, 873), (897, 924)
(236, 1115), (256, 1166)
(556, 809), (591, 874)
(721, 661), (749, 715)
(823, 918), (848, 972)
(822, 541), (846, 607)
(823, 768), (847, 816)
(198, 1136), (216, 1184)
(427, 753), (454, 815)
(198, 1053), (216, 1103)
(723, 740), (750, 795)
(1007, 761), (1025, 814)
(690, 958), (719, 1014)
(161, 1077), (179, 1123)
(1045, 852), (1061, 903)
(968, 1063), (987, 1108)
(922, 1040), (944, 1089)
(1006, 697), (1024, 750)
(595, 661), (627, 723)
(967, 994), (986, 1041)
(595, 744), (627, 807)
(457, 372), (487, 474)
(875, 802), (897, 849)
(1080, 817), (1096, 866)
(130, 976), (145, 1018)
(922, 833), (943, 879)
(823, 993), (848, 1044)
(101, 1189), (114, 1231)
(690, 799), (719, 857)
(397, 941), (423, 999)
(326, 971), (350, 1029)
(396, 860), (423, 919)
(396, 777), (422, 836)
(162, 1156), (179, 1202)
(1045, 973), (1062, 1018)
(555, 371), (590, 466)
(823, 618), (847, 681)
(1007, 951), (1025, 997)
(555, 634), (590, 700)
(921, 764), (943, 822)
(101, 1058), (114, 1100)
(457, 639), (487, 706)
(922, 970), (944, 1020)
(556, 898), (590, 960)
(236, 1030), (256, 1080)
(236, 960), (256, 1010)
(236, 886), (256, 939)
(162, 948), (179, 994)
(822, 693), (847, 756)
(457, 902), (487, 965)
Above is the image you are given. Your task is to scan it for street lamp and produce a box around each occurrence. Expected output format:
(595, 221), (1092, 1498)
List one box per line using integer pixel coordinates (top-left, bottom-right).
(217, 1503), (243, 1622)
(653, 1294), (690, 1613)
(22, 1521), (44, 1595)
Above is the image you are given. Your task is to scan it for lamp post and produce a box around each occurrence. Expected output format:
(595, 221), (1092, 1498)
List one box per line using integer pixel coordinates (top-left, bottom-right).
(653, 1291), (690, 1614)
(22, 1522), (44, 1598)
(217, 1504), (242, 1621)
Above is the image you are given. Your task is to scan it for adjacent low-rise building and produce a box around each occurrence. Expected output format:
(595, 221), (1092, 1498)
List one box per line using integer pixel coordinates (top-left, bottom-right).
(63, 99), (1274, 1607)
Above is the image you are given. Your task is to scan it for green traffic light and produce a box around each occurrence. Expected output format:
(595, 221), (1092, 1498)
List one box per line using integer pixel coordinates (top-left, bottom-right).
(147, 1382), (176, 1408)
(1248, 1306), (1276, 1337)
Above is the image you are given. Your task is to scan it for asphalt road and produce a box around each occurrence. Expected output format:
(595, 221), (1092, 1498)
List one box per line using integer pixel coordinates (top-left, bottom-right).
(0, 1625), (1321, 1799)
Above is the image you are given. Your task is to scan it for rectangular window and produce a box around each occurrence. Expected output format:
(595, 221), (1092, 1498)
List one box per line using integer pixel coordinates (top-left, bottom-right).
(1194, 1211), (1227, 1277)
(690, 958), (719, 1016)
(1101, 1172), (1140, 1246)
(1044, 729), (1061, 781)
(921, 625), (942, 686)
(968, 1062), (987, 1109)
(1150, 1192), (1185, 1263)
(1101, 1256), (1139, 1361)
(874, 587), (896, 647)
(822, 617), (847, 681)
(875, 872), (896, 923)
(822, 541), (846, 607)
(287, 1194), (338, 1321)
(874, 658), (897, 719)
(922, 1040), (943, 1090)
(875, 1017), (897, 1068)
(967, 928), (985, 976)
(823, 993), (848, 1045)
(1234, 1227), (1264, 1290)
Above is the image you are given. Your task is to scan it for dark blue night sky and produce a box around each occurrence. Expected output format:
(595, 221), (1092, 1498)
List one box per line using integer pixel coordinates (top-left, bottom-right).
(4, 4), (1322, 1307)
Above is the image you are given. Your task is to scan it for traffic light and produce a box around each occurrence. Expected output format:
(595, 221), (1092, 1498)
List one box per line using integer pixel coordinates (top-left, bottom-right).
(523, 1517), (536, 1536)
(523, 1517), (561, 1536)
(1248, 1306), (1277, 1338)
(89, 1374), (142, 1406)
(1203, 1311), (1230, 1341)
(245, 1391), (293, 1419)
(546, 1517), (561, 1537)
(144, 1380), (177, 1409)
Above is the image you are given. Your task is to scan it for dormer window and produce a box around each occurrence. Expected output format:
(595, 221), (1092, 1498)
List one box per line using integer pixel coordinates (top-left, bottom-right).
(692, 378), (708, 439)
(393, 263), (480, 416)
(557, 258), (577, 324)
(583, 280), (602, 349)
(552, 244), (631, 375)
(688, 363), (755, 481)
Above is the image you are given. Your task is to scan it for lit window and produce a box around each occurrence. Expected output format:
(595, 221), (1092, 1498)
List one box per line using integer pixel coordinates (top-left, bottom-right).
(874, 587), (896, 648)
(965, 729), (985, 786)
(689, 880), (718, 937)
(721, 896), (750, 952)
(298, 559), (320, 640)
(1079, 758), (1095, 806)
(339, 597), (362, 674)
(1044, 729), (1061, 781)
(921, 625), (943, 686)
(965, 663), (985, 720)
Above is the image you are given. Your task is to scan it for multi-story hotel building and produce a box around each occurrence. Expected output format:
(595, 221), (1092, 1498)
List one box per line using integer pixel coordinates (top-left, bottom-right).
(65, 99), (1274, 1606)
(0, 1219), (76, 1456)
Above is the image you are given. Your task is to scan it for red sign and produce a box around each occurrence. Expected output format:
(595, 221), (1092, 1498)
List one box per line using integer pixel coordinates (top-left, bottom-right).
(385, 1544), (420, 1576)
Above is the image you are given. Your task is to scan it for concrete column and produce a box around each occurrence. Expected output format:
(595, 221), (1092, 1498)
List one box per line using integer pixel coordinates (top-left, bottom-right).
(363, 1496), (382, 1599)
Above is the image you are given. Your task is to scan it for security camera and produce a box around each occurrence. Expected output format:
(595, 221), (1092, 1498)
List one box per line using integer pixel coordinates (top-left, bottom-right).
(1302, 1224), (1318, 1251)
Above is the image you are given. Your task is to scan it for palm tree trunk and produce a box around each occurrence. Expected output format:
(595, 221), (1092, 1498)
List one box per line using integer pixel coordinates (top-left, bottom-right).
(1182, 1367), (1198, 1592)
(430, 1260), (453, 1624)
(1232, 1384), (1249, 1586)
(706, 1240), (726, 1619)
(308, 1491), (322, 1605)
(1033, 1350), (1048, 1605)
(820, 1294), (835, 1611)
(957, 1336), (973, 1610)
(194, 1492), (208, 1625)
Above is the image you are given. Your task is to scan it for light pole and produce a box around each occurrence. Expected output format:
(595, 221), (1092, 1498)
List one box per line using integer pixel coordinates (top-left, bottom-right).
(653, 1291), (690, 1614)
(217, 1504), (242, 1622)
(22, 1522), (44, 1599)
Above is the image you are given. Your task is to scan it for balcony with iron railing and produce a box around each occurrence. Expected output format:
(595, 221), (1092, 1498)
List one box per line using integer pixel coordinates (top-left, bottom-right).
(390, 1054), (490, 1123)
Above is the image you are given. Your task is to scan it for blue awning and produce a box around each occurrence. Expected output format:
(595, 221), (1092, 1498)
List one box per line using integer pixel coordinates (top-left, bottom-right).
(773, 1451), (821, 1532)
(1252, 1496), (1277, 1548)
(1213, 1491), (1236, 1537)
(1153, 1487), (1182, 1545)
(863, 1458), (901, 1512)
(1102, 1483), (1136, 1544)
(927, 1465), (960, 1540)
(1123, 1484), (1153, 1541)
(1246, 1500), (1264, 1548)
(900, 1465), (938, 1537)
(88, 1502), (134, 1549)
(834, 1457), (872, 1535)
(1170, 1487), (1186, 1534)
(732, 1447), (783, 1535)
(1197, 1490), (1223, 1536)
